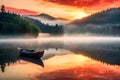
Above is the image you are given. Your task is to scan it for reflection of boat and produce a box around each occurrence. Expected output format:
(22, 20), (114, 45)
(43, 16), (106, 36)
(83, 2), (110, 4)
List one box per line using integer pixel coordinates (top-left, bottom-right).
(17, 48), (44, 59)
(20, 56), (44, 67)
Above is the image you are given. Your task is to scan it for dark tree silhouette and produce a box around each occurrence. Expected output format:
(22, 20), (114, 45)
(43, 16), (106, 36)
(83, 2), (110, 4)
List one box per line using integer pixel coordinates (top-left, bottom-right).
(1, 5), (6, 13)
(24, 17), (64, 35)
(0, 11), (40, 37)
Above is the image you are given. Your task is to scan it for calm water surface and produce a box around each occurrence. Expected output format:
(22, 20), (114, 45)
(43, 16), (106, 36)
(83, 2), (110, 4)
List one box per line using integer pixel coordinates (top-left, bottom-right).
(0, 36), (120, 80)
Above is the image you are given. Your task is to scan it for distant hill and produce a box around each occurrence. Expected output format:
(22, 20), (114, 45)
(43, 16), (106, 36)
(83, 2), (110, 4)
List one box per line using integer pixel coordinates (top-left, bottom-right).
(29, 13), (70, 25)
(0, 12), (40, 37)
(24, 17), (64, 35)
(65, 8), (120, 36)
(55, 18), (69, 21)
(37, 13), (55, 20)
(71, 8), (120, 24)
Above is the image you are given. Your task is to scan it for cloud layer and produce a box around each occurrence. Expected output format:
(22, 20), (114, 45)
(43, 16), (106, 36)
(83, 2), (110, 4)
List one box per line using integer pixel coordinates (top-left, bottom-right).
(43, 0), (120, 8)
(1, 0), (120, 19)
(33, 0), (120, 18)
(6, 7), (39, 15)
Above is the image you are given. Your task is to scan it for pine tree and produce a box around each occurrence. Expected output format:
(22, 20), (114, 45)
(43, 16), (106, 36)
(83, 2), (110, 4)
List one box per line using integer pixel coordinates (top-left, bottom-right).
(1, 5), (6, 13)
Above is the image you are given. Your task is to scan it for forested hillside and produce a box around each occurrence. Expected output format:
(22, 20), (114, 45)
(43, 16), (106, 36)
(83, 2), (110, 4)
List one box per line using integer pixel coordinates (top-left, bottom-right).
(24, 17), (64, 35)
(65, 8), (120, 36)
(0, 5), (40, 37)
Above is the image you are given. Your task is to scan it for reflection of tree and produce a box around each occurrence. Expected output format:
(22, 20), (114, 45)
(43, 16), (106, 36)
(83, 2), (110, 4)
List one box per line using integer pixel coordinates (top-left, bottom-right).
(67, 43), (120, 65)
(0, 49), (19, 73)
(1, 63), (6, 72)
(0, 58), (18, 73)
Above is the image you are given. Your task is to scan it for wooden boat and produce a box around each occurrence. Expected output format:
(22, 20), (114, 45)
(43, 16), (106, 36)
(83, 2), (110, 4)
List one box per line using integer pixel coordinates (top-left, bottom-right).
(17, 48), (44, 59)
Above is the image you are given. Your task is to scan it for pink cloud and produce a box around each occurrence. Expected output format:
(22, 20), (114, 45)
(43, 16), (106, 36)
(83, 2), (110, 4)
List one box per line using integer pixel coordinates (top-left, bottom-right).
(6, 7), (39, 15)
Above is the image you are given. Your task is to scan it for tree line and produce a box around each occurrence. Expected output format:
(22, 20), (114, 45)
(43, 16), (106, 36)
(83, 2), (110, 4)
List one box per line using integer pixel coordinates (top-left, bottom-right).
(0, 5), (40, 37)
(24, 17), (64, 35)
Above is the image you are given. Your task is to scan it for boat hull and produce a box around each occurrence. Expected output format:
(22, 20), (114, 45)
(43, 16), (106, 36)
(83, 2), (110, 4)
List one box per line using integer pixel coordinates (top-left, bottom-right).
(17, 48), (44, 59)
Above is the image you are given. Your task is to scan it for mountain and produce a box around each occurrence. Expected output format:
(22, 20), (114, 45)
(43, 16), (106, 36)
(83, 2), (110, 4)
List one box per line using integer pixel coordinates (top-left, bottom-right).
(24, 17), (64, 35)
(71, 8), (120, 25)
(65, 8), (120, 36)
(37, 13), (56, 20)
(54, 18), (69, 21)
(28, 13), (70, 26)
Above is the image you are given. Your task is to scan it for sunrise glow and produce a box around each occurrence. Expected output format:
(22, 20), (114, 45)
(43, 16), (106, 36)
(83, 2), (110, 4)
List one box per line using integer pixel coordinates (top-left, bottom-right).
(73, 11), (88, 19)
(1, 0), (120, 80)
(1, 0), (120, 20)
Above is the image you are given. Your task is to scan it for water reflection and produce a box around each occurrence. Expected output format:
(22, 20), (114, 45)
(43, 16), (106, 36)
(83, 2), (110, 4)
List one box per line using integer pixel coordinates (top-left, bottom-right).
(0, 49), (19, 72)
(0, 37), (120, 79)
(1, 37), (120, 65)
(64, 41), (120, 65)
(25, 54), (120, 80)
(1, 37), (119, 65)
(0, 48), (73, 73)
(0, 49), (120, 80)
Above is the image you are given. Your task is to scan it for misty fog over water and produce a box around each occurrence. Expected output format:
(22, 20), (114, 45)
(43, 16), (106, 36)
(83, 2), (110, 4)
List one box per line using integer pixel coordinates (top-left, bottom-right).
(1, 35), (120, 80)
(1, 35), (120, 51)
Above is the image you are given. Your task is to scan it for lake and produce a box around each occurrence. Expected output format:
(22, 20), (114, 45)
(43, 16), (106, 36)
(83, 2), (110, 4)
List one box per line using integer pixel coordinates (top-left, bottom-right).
(0, 36), (120, 80)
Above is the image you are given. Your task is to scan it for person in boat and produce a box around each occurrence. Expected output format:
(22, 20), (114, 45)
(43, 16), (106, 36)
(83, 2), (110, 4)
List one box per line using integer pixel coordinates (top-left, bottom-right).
(29, 49), (35, 52)
(20, 48), (36, 53)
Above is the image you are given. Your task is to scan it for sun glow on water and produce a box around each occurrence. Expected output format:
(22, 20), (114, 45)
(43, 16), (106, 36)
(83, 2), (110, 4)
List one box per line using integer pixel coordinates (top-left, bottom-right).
(44, 54), (90, 70)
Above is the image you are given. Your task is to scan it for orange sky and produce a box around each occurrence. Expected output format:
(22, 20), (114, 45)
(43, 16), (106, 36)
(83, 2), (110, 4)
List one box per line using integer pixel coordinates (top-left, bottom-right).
(0, 0), (120, 20)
